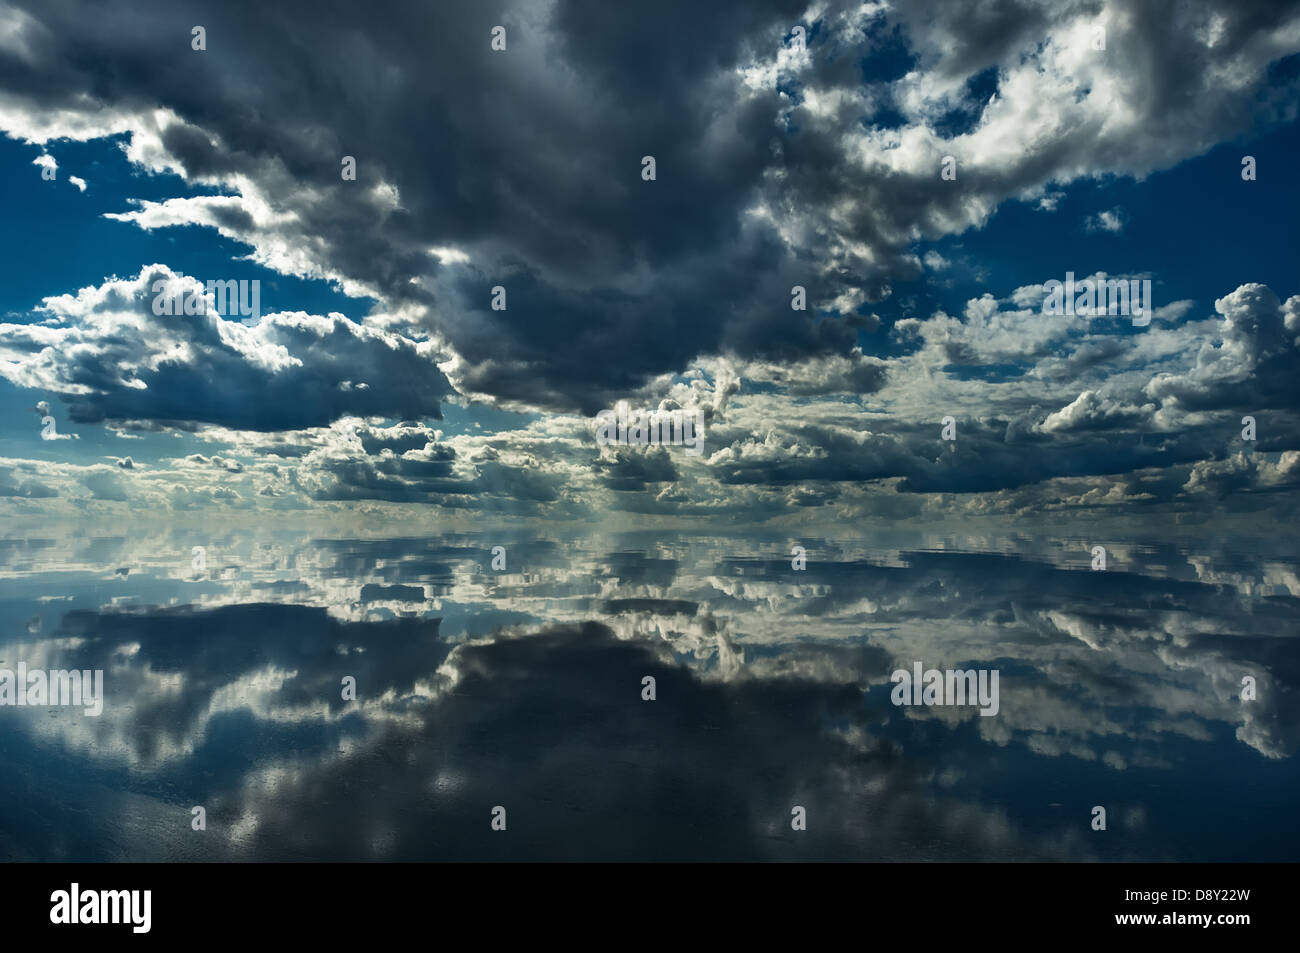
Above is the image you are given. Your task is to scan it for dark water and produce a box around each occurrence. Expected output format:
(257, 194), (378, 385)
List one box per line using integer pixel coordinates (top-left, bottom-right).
(1, 526), (1297, 861)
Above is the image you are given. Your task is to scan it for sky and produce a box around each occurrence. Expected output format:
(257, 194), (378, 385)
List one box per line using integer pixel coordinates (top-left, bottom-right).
(1, 0), (1299, 529)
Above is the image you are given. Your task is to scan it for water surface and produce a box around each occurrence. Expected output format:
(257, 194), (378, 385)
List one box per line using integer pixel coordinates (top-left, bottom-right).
(1, 525), (1296, 861)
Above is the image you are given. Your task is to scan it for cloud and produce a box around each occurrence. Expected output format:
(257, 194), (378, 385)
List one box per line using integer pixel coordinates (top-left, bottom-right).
(1183, 450), (1300, 497)
(1037, 390), (1148, 434)
(3, 271), (1297, 520)
(0, 266), (454, 431)
(1146, 284), (1300, 419)
(0, 463), (57, 498)
(1085, 206), (1127, 233)
(0, 0), (1294, 413)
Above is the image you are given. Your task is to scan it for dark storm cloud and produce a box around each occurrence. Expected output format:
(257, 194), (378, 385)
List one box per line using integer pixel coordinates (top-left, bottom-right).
(766, 0), (1300, 305)
(304, 454), (475, 503)
(886, 0), (1065, 80)
(0, 0), (841, 413)
(597, 446), (679, 490)
(703, 409), (1284, 498)
(0, 0), (1297, 521)
(5, 0), (1293, 420)
(687, 279), (1300, 503)
(358, 425), (436, 457)
(1147, 285), (1300, 415)
(4, 267), (454, 431)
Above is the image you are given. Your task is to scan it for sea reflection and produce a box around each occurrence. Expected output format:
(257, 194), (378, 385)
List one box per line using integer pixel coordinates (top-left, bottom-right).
(0, 526), (1297, 860)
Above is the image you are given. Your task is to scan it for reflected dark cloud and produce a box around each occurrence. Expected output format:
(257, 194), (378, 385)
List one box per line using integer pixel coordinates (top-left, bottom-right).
(0, 526), (1296, 860)
(213, 622), (1093, 861)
